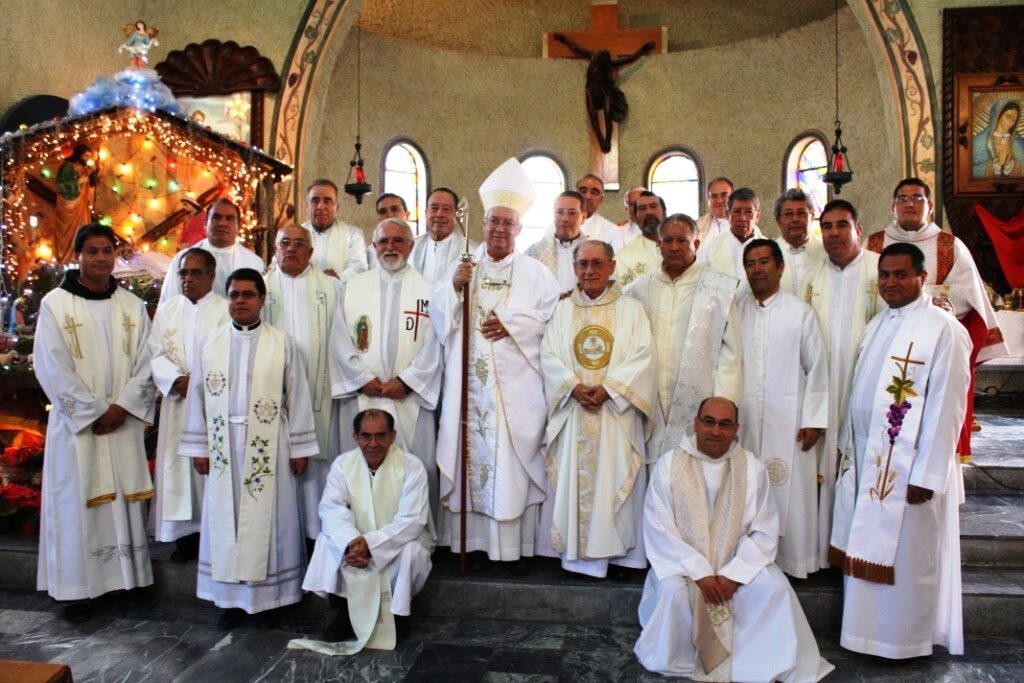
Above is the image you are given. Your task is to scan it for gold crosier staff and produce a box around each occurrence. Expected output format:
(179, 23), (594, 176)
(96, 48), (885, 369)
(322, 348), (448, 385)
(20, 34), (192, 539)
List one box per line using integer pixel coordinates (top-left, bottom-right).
(455, 197), (472, 577)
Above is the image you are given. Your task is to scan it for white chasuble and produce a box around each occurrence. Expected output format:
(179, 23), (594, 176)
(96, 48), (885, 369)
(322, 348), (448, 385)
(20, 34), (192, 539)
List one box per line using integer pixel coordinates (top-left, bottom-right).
(625, 265), (741, 463)
(410, 231), (476, 283)
(35, 281), (157, 601)
(737, 291), (828, 577)
(830, 295), (970, 658)
(302, 219), (367, 282)
(698, 229), (765, 287)
(525, 233), (585, 292)
(149, 292), (229, 535)
(264, 265), (338, 460)
(776, 236), (826, 296)
(44, 288), (154, 507)
(634, 438), (833, 682)
(801, 249), (883, 565)
(432, 248), (560, 560)
(540, 285), (655, 567)
(160, 239), (265, 304)
(613, 236), (661, 287)
(201, 323), (285, 582)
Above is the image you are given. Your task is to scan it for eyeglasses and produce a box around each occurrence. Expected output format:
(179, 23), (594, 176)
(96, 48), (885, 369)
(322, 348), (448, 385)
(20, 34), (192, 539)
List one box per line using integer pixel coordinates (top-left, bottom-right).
(375, 236), (409, 246)
(895, 194), (927, 204)
(278, 238), (310, 249)
(555, 209), (581, 219)
(698, 416), (736, 429)
(574, 259), (609, 269)
(485, 216), (519, 230)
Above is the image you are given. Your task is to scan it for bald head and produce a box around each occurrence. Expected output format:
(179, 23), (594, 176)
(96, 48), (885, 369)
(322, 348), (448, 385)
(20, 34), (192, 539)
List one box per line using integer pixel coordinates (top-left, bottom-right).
(275, 224), (313, 277)
(693, 396), (740, 459)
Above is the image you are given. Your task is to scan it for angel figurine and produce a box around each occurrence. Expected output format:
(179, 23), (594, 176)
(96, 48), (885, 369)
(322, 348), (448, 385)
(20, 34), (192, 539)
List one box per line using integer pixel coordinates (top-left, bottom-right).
(119, 20), (159, 69)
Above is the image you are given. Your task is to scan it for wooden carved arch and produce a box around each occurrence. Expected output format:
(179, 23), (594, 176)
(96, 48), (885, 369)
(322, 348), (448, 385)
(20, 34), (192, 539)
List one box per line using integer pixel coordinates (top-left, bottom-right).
(156, 39), (281, 149)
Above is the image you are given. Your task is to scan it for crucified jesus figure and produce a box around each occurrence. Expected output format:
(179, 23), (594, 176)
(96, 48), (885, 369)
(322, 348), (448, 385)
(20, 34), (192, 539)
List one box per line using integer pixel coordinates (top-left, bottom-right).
(554, 33), (656, 153)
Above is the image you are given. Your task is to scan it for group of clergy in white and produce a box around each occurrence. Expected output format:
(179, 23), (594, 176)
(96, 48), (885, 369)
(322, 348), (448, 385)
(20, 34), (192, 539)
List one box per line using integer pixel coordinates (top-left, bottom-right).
(32, 158), (1004, 678)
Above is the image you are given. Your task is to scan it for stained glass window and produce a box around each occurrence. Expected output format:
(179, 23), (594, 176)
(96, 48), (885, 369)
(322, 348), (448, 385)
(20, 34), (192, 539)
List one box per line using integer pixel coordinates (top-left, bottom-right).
(382, 140), (428, 235)
(646, 149), (702, 218)
(784, 134), (830, 225)
(518, 153), (567, 251)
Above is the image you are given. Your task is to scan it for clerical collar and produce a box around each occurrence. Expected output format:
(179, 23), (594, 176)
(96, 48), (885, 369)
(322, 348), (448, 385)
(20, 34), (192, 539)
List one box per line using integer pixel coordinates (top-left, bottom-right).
(59, 269), (119, 300)
(232, 320), (262, 331)
(557, 233), (582, 247)
(828, 249), (864, 272)
(755, 290), (780, 308)
(786, 239), (809, 253)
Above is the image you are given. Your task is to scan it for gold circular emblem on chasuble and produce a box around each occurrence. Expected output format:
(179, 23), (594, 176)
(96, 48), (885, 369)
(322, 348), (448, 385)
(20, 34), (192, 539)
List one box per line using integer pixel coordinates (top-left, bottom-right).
(764, 458), (789, 486)
(573, 325), (613, 369)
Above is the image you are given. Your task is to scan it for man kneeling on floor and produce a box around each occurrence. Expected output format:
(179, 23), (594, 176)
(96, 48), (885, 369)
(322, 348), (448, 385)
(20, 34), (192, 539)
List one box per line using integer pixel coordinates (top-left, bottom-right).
(291, 408), (435, 654)
(634, 397), (833, 682)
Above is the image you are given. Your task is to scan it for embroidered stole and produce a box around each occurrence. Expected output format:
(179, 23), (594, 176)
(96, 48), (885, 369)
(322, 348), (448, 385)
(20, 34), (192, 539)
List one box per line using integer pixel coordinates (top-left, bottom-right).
(657, 272), (735, 459)
(343, 268), (431, 444)
(829, 304), (942, 584)
(670, 446), (747, 682)
(340, 446), (404, 652)
(203, 323), (285, 582)
(49, 289), (153, 507)
(264, 267), (336, 459)
(159, 295), (229, 519)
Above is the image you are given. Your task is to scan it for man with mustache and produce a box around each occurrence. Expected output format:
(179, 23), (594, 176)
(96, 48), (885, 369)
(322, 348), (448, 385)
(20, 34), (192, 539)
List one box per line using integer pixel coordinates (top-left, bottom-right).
(263, 224), (344, 550)
(332, 218), (442, 523)
(773, 187), (825, 295)
(698, 187), (766, 290)
(614, 191), (665, 286)
(801, 199), (885, 569)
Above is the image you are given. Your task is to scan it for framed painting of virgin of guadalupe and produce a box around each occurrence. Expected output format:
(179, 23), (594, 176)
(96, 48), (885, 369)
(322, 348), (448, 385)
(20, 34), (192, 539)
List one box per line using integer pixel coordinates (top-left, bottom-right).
(954, 72), (1024, 195)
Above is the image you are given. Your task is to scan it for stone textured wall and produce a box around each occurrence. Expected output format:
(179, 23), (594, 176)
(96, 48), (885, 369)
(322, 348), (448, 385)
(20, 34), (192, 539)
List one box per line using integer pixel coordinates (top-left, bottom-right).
(310, 8), (899, 239)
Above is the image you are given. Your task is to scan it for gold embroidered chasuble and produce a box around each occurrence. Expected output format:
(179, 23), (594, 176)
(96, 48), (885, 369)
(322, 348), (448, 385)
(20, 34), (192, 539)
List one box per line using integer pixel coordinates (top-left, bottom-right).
(541, 283), (655, 558)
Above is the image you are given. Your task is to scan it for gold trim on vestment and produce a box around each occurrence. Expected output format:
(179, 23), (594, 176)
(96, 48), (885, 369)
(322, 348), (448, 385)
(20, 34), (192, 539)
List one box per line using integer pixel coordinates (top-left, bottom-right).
(86, 493), (117, 507)
(125, 489), (155, 502)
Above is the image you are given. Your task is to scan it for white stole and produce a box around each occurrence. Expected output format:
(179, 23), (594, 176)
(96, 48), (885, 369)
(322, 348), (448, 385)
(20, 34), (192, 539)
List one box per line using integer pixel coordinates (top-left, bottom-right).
(658, 272), (736, 460)
(48, 288), (153, 507)
(203, 323), (285, 582)
(264, 266), (336, 459)
(343, 268), (431, 442)
(157, 294), (229, 519)
(670, 443), (747, 682)
(303, 219), (352, 274)
(829, 304), (944, 583)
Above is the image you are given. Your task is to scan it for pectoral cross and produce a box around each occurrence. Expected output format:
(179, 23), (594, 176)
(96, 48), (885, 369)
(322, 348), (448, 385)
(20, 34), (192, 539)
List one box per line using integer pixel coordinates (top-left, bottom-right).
(403, 299), (430, 342)
(545, 1), (664, 189)
(63, 315), (84, 359)
(122, 314), (136, 356)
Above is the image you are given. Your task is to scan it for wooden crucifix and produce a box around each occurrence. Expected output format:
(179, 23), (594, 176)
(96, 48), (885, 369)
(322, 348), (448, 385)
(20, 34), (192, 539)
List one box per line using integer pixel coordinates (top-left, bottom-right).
(545, 0), (665, 190)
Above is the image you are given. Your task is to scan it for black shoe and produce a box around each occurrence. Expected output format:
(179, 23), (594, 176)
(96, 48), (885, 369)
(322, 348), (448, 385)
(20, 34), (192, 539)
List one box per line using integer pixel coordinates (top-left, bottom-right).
(170, 533), (200, 563)
(395, 615), (412, 642)
(305, 537), (317, 560)
(62, 600), (93, 623)
(607, 565), (630, 582)
(217, 607), (247, 631)
(322, 608), (356, 642)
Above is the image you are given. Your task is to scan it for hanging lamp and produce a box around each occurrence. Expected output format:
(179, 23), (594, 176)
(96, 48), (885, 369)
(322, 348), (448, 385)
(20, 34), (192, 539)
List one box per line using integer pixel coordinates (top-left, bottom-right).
(823, 0), (853, 194)
(343, 25), (371, 203)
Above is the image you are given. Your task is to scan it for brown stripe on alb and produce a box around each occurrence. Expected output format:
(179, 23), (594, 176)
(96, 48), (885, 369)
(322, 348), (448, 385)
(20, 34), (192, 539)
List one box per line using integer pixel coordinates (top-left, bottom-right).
(835, 551), (896, 585)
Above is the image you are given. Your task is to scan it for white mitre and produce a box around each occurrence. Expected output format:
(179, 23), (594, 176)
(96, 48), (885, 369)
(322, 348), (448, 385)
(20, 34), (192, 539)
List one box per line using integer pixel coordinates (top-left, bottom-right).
(479, 157), (536, 215)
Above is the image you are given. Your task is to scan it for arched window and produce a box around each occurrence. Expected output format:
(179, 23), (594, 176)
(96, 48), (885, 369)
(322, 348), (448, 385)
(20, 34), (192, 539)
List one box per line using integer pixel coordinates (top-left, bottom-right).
(518, 152), (567, 251)
(645, 148), (702, 218)
(783, 133), (831, 228)
(381, 139), (429, 235)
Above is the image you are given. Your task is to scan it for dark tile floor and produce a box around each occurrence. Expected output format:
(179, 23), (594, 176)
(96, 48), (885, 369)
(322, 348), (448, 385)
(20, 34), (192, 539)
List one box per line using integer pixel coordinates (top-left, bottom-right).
(0, 586), (1021, 682)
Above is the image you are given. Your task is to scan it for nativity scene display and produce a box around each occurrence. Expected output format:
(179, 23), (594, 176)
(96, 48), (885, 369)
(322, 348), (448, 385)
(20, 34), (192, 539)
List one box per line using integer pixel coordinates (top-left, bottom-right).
(0, 20), (289, 287)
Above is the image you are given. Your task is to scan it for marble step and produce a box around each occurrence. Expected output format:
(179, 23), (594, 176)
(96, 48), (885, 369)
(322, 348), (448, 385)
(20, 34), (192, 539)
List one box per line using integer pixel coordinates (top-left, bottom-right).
(960, 493), (1024, 568)
(1, 539), (1022, 637)
(964, 464), (1024, 494)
